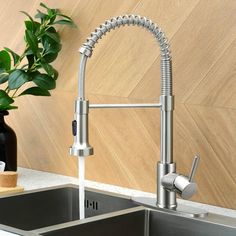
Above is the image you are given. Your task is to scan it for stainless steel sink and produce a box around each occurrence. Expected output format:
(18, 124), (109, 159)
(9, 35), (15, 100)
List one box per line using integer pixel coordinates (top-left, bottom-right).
(0, 185), (235, 236)
(0, 184), (137, 234)
(36, 207), (236, 236)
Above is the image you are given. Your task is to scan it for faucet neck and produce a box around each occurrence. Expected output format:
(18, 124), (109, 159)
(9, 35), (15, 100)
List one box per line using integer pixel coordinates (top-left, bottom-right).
(72, 15), (178, 209)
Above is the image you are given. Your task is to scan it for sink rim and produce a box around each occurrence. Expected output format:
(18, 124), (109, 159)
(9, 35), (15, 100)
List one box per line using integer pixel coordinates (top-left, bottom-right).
(0, 183), (131, 201)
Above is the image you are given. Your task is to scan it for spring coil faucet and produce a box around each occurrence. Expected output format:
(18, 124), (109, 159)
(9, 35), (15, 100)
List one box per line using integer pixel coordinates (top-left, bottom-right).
(70, 15), (200, 210)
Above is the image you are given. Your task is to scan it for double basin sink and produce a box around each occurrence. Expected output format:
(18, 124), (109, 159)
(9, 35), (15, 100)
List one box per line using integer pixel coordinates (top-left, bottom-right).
(0, 185), (235, 235)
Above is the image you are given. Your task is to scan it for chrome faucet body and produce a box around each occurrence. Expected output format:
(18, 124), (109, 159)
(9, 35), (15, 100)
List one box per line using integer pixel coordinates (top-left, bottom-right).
(70, 15), (199, 210)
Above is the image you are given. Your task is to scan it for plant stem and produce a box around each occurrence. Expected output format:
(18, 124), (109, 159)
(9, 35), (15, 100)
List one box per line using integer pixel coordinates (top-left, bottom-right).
(4, 86), (8, 92)
(14, 46), (29, 69)
(11, 89), (19, 98)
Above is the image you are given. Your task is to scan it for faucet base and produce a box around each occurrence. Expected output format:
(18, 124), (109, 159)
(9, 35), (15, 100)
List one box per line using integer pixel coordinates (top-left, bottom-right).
(132, 196), (208, 218)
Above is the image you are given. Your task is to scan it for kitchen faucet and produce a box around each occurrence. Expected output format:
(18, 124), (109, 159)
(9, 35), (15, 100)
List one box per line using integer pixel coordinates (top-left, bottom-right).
(70, 15), (200, 210)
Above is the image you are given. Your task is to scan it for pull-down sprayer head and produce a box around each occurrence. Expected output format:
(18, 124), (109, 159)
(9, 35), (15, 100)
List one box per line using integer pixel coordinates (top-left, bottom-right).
(70, 99), (93, 157)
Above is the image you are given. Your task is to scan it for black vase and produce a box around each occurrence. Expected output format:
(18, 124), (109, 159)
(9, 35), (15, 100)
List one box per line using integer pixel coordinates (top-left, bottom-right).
(0, 110), (17, 171)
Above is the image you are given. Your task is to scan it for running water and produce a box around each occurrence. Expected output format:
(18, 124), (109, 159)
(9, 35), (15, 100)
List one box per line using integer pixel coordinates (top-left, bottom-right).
(78, 156), (85, 219)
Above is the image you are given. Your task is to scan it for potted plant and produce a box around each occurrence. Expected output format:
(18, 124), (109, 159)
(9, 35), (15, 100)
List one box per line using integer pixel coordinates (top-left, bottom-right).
(0, 2), (75, 171)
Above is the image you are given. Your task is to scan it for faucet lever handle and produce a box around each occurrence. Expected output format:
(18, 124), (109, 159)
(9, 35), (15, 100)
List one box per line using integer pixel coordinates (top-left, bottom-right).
(189, 155), (200, 182)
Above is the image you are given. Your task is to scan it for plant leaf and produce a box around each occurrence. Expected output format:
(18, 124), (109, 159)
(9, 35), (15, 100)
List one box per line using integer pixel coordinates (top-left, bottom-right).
(39, 2), (50, 10)
(25, 30), (38, 55)
(0, 50), (11, 70)
(57, 13), (74, 21)
(24, 20), (34, 31)
(49, 14), (57, 24)
(45, 31), (60, 43)
(24, 20), (41, 33)
(46, 26), (57, 33)
(43, 52), (58, 63)
(53, 19), (76, 27)
(42, 37), (61, 55)
(54, 14), (76, 27)
(0, 72), (9, 84)
(35, 9), (48, 21)
(0, 90), (14, 107)
(19, 87), (50, 96)
(24, 48), (34, 56)
(26, 54), (34, 69)
(40, 27), (62, 55)
(39, 2), (58, 15)
(52, 68), (58, 80)
(32, 72), (56, 90)
(41, 63), (54, 76)
(0, 104), (18, 111)
(4, 47), (20, 66)
(20, 11), (34, 22)
(8, 69), (29, 89)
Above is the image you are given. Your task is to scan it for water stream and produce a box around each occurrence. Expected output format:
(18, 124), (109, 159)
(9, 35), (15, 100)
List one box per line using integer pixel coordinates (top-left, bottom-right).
(78, 156), (85, 219)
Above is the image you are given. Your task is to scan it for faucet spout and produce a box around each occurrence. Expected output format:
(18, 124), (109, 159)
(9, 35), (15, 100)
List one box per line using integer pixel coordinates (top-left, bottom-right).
(70, 15), (199, 210)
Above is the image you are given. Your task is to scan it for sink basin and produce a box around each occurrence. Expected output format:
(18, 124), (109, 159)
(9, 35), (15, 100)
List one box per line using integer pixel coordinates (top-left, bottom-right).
(36, 207), (236, 236)
(0, 184), (137, 233)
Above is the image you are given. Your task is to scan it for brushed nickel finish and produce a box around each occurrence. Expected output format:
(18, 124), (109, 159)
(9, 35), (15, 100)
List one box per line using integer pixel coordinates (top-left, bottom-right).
(157, 162), (176, 209)
(70, 100), (93, 157)
(70, 15), (201, 212)
(161, 156), (200, 200)
(89, 103), (161, 109)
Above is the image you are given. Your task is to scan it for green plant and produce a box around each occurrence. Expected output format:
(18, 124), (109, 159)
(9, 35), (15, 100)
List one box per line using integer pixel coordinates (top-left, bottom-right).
(0, 2), (75, 111)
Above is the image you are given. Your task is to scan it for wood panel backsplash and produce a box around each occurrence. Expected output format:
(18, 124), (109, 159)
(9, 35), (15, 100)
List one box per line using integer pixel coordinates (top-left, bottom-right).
(1, 0), (235, 209)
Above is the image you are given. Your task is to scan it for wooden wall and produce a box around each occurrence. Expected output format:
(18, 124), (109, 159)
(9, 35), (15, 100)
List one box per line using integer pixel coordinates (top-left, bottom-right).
(1, 0), (235, 209)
